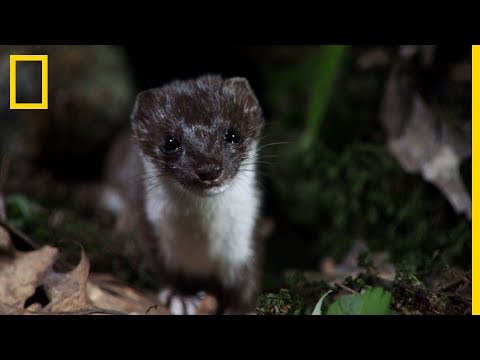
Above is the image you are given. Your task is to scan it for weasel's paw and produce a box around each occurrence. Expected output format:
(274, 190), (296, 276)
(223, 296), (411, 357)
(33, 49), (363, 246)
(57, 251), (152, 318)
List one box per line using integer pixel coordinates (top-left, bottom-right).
(157, 288), (206, 315)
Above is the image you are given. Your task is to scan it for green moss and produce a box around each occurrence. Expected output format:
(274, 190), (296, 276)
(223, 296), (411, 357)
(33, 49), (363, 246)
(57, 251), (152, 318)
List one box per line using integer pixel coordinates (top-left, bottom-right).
(257, 289), (301, 315)
(267, 139), (470, 268)
(260, 243), (471, 315)
(257, 272), (333, 315)
(260, 46), (470, 277)
(391, 255), (471, 315)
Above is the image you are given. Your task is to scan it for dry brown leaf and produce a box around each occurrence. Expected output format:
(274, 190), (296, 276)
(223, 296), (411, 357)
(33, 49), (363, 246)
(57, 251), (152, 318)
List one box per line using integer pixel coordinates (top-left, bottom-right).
(398, 45), (436, 67)
(0, 302), (11, 314)
(318, 240), (396, 284)
(87, 274), (218, 315)
(0, 246), (58, 314)
(381, 63), (471, 219)
(87, 273), (166, 315)
(196, 294), (218, 315)
(0, 191), (215, 315)
(0, 241), (215, 315)
(357, 48), (391, 70)
(42, 250), (92, 312)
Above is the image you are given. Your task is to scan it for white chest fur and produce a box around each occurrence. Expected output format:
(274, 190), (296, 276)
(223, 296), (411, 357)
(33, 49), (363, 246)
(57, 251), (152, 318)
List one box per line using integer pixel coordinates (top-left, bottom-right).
(142, 153), (259, 286)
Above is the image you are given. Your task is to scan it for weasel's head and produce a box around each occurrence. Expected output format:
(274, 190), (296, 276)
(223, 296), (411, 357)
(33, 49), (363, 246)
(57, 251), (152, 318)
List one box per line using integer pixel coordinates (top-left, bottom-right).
(131, 75), (264, 196)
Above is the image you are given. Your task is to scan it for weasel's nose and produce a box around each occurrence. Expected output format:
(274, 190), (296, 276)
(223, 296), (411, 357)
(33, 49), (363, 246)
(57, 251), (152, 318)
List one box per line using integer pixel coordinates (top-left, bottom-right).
(196, 163), (223, 182)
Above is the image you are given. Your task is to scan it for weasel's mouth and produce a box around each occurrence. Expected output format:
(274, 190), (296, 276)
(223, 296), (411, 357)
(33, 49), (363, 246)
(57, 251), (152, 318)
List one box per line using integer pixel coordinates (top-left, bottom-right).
(196, 179), (231, 196)
(180, 178), (231, 196)
(200, 183), (230, 195)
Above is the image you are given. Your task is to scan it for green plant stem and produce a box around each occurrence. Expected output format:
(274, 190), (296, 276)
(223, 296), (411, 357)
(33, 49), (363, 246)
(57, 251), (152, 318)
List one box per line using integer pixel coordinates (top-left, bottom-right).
(301, 45), (347, 150)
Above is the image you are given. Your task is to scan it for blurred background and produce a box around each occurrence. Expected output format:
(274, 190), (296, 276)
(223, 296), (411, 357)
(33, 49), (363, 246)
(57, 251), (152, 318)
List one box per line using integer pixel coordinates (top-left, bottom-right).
(0, 45), (472, 314)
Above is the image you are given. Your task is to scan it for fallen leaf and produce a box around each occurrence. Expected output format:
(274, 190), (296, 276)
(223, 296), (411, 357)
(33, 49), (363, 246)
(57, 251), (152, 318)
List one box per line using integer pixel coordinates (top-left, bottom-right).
(319, 240), (396, 284)
(0, 246), (58, 314)
(0, 191), (216, 315)
(87, 273), (166, 315)
(357, 47), (391, 70)
(42, 249), (92, 312)
(398, 45), (436, 67)
(0, 302), (11, 314)
(381, 62), (471, 219)
(196, 294), (218, 315)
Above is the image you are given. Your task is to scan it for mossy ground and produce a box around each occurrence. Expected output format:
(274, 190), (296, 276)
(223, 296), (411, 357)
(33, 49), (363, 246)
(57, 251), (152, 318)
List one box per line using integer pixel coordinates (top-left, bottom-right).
(4, 189), (471, 315)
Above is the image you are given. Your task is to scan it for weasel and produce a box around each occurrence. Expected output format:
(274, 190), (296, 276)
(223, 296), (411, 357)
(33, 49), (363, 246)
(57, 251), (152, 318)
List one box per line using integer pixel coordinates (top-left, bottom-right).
(103, 75), (265, 314)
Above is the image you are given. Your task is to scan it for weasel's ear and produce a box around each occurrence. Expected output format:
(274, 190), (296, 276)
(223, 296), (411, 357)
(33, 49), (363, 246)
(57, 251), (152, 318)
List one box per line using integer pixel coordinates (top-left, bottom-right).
(131, 89), (161, 139)
(223, 77), (261, 115)
(131, 89), (157, 123)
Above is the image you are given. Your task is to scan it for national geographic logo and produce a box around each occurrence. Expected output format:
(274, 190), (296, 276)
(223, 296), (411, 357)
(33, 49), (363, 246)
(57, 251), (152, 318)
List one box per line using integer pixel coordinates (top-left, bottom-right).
(9, 54), (48, 110)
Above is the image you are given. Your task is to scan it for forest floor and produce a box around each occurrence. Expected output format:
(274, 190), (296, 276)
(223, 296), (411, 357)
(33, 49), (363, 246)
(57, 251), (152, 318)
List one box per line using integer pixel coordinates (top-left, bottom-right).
(0, 178), (471, 315)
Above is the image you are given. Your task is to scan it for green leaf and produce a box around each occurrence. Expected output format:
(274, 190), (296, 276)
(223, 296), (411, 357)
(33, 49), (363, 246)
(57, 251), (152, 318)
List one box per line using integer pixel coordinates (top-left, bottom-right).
(359, 287), (392, 315)
(326, 287), (392, 315)
(326, 292), (362, 315)
(312, 290), (332, 315)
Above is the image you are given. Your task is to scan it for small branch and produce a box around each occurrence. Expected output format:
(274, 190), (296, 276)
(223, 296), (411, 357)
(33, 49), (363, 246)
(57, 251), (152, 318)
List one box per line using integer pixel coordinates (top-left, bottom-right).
(146, 305), (159, 314)
(28, 307), (128, 316)
(439, 277), (470, 291)
(0, 218), (40, 250)
(0, 154), (11, 192)
(335, 283), (359, 295)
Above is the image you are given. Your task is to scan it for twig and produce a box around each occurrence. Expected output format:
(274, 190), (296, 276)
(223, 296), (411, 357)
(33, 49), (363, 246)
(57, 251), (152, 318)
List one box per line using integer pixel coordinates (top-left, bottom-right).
(335, 283), (359, 295)
(146, 305), (159, 314)
(0, 193), (6, 221)
(0, 218), (40, 250)
(440, 277), (470, 291)
(88, 278), (165, 314)
(0, 154), (11, 192)
(27, 307), (128, 315)
(0, 194), (14, 254)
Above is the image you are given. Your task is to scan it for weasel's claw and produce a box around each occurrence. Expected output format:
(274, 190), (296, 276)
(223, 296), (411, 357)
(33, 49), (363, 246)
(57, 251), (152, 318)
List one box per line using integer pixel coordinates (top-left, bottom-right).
(157, 287), (205, 315)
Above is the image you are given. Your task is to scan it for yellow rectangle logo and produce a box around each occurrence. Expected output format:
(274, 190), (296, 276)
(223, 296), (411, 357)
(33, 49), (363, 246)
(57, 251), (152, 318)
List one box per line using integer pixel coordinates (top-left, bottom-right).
(10, 54), (48, 110)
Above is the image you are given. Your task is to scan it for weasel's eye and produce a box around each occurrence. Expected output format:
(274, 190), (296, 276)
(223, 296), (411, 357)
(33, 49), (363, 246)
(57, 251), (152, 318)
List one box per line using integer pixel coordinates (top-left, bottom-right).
(224, 128), (240, 144)
(163, 135), (181, 153)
